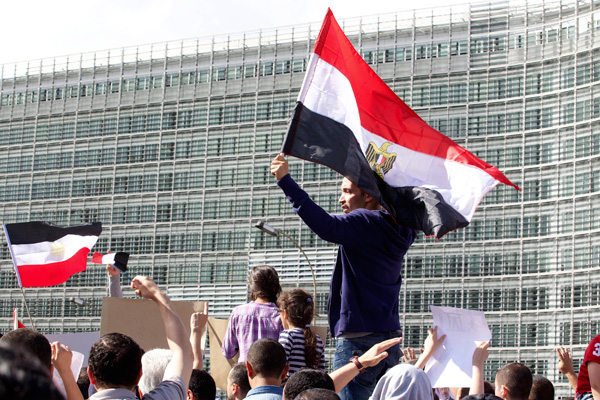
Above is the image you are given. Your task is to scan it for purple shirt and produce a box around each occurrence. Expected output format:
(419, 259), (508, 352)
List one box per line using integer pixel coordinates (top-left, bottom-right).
(222, 301), (282, 362)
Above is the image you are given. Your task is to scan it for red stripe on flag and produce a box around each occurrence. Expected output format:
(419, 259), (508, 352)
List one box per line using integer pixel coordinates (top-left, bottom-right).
(18, 247), (90, 287)
(91, 252), (104, 264)
(312, 10), (518, 190)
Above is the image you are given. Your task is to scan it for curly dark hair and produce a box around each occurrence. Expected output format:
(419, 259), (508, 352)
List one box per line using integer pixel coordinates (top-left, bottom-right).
(249, 265), (281, 303)
(283, 368), (334, 400)
(277, 289), (319, 368)
(88, 332), (144, 389)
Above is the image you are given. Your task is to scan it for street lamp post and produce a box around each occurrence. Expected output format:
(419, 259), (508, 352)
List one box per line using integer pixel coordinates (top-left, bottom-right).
(254, 221), (318, 304)
(68, 297), (100, 313)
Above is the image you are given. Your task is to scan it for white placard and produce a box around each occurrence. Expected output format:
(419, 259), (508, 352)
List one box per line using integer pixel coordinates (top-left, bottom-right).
(424, 306), (491, 388)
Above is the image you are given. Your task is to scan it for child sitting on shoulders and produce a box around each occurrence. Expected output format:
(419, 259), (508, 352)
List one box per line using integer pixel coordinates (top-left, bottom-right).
(277, 289), (325, 378)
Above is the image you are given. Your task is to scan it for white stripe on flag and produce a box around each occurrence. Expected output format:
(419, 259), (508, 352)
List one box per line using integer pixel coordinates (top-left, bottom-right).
(100, 253), (116, 265)
(300, 55), (499, 221)
(11, 234), (99, 266)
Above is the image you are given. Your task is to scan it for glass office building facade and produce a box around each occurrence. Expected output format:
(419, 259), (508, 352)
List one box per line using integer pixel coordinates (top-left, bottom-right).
(1, 0), (599, 395)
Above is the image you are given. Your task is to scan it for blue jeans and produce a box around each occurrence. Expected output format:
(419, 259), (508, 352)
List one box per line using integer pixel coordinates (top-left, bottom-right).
(333, 331), (402, 400)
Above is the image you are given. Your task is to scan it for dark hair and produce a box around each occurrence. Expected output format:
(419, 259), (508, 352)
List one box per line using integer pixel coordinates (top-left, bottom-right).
(458, 381), (497, 399)
(461, 395), (503, 400)
(458, 381), (496, 400)
(0, 328), (51, 368)
(189, 369), (216, 400)
(295, 388), (341, 400)
(247, 338), (287, 379)
(0, 342), (64, 400)
(277, 289), (318, 368)
(484, 381), (495, 394)
(529, 375), (554, 400)
(88, 332), (145, 389)
(283, 368), (334, 400)
(249, 265), (281, 303)
(229, 362), (251, 397)
(495, 363), (533, 400)
(77, 367), (90, 399)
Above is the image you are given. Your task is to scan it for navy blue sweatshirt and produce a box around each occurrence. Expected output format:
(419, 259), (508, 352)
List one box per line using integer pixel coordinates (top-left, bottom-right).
(277, 174), (416, 337)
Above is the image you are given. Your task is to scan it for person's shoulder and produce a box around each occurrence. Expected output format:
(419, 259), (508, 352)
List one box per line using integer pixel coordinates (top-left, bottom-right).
(143, 376), (186, 400)
(352, 208), (415, 235)
(587, 335), (600, 349)
(230, 303), (249, 314)
(587, 335), (600, 351)
(281, 328), (303, 341)
(245, 385), (283, 399)
(90, 388), (138, 400)
(232, 301), (270, 312)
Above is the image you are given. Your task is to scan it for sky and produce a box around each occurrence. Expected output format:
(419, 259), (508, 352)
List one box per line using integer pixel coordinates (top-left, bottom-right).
(1, 0), (464, 66)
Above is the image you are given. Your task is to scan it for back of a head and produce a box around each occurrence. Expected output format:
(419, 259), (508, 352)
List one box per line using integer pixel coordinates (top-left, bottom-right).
(189, 369), (216, 400)
(283, 368), (335, 400)
(229, 362), (251, 398)
(458, 381), (495, 399)
(295, 388), (340, 400)
(77, 367), (90, 399)
(495, 363), (533, 400)
(0, 342), (64, 400)
(88, 332), (144, 389)
(249, 265), (281, 303)
(461, 395), (504, 400)
(0, 328), (51, 369)
(277, 290), (319, 368)
(139, 348), (173, 394)
(370, 364), (434, 400)
(247, 338), (287, 379)
(529, 375), (554, 400)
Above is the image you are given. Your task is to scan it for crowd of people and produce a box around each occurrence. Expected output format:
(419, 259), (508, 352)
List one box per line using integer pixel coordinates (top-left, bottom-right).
(1, 155), (598, 400)
(0, 279), (598, 400)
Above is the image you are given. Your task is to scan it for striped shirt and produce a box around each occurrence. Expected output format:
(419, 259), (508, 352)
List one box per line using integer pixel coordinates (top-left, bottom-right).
(222, 301), (282, 362)
(279, 327), (326, 378)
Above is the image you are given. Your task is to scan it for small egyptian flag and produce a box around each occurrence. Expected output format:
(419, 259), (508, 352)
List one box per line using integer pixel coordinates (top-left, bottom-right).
(3, 222), (102, 287)
(91, 252), (129, 273)
(282, 9), (519, 238)
(13, 308), (25, 329)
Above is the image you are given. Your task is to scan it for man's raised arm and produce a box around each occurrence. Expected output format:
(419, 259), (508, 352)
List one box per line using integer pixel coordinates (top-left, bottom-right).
(131, 276), (193, 387)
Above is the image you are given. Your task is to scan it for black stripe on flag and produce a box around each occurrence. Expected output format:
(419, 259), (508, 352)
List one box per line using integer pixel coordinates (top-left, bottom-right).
(4, 222), (102, 245)
(283, 102), (469, 237)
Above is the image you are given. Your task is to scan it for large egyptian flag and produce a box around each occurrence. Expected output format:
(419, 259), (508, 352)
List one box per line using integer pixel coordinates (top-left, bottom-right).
(282, 9), (519, 238)
(3, 222), (102, 287)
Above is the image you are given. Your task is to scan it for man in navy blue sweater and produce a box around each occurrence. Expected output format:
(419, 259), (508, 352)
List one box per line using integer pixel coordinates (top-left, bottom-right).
(271, 155), (416, 400)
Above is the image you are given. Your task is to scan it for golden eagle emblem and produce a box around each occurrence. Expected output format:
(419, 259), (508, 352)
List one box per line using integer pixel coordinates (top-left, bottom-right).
(365, 142), (397, 179)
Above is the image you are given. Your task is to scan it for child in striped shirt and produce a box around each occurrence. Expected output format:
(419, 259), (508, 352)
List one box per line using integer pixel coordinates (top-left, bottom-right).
(277, 289), (325, 379)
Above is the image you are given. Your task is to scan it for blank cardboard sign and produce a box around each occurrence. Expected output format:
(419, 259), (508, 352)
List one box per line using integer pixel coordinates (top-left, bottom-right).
(101, 297), (206, 352)
(207, 317), (238, 391)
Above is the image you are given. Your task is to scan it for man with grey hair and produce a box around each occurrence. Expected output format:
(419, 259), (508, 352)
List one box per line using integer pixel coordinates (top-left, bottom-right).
(138, 349), (173, 396)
